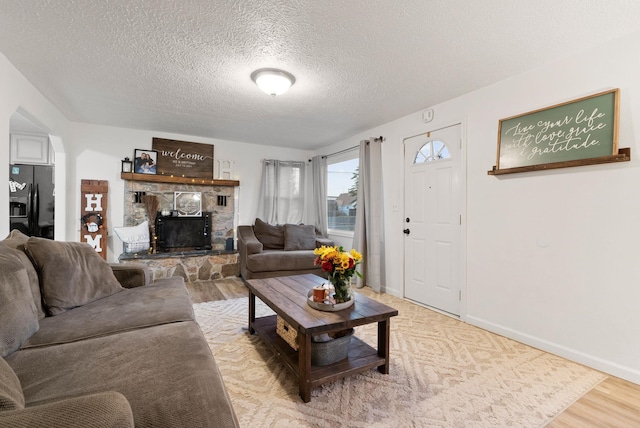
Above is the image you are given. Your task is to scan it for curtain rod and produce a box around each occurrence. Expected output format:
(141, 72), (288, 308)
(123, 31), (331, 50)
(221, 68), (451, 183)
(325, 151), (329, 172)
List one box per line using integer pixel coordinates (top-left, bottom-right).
(316, 136), (385, 160)
(321, 145), (359, 160)
(263, 159), (306, 164)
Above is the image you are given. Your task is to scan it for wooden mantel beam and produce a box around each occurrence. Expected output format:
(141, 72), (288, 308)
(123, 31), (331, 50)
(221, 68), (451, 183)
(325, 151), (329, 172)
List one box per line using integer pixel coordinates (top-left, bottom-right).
(120, 172), (239, 187)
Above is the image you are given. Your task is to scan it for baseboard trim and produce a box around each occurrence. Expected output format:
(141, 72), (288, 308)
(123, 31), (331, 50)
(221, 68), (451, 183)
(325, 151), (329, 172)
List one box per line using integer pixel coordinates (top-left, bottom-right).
(380, 286), (402, 298)
(465, 315), (640, 385)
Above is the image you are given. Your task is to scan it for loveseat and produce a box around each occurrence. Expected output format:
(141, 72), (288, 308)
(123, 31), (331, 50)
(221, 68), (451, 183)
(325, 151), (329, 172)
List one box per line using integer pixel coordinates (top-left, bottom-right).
(0, 230), (238, 427)
(238, 218), (333, 279)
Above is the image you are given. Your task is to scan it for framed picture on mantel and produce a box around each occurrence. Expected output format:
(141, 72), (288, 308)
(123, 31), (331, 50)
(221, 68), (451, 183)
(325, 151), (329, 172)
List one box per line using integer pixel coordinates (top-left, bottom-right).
(133, 149), (157, 174)
(152, 138), (214, 179)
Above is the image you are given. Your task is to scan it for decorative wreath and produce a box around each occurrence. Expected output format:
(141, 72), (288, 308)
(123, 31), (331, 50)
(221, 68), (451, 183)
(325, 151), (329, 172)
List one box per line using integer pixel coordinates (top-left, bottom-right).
(81, 213), (104, 233)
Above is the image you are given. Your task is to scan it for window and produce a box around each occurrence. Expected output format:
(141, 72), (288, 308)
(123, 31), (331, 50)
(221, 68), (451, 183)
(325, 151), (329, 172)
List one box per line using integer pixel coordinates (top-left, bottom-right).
(260, 160), (305, 224)
(414, 140), (450, 164)
(327, 155), (358, 233)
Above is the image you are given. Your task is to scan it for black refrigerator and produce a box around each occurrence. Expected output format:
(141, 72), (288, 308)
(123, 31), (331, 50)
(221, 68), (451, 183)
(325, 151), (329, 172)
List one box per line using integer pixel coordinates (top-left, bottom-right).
(9, 164), (55, 239)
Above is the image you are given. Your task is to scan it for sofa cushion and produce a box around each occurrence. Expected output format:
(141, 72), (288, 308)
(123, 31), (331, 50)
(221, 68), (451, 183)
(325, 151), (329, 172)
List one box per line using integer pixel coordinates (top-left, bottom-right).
(0, 357), (24, 411)
(7, 322), (239, 428)
(22, 277), (193, 348)
(246, 249), (318, 272)
(253, 218), (284, 250)
(0, 245), (39, 358)
(2, 230), (45, 320)
(0, 391), (134, 427)
(284, 224), (317, 251)
(24, 238), (124, 316)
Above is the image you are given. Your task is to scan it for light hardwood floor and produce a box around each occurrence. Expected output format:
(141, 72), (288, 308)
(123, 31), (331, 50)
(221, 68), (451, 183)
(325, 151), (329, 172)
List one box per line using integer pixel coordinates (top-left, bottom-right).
(189, 278), (640, 426)
(547, 376), (640, 427)
(186, 277), (247, 302)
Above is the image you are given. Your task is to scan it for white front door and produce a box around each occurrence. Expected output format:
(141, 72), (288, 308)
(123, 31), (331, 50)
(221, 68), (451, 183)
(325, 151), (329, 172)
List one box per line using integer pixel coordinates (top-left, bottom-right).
(404, 124), (462, 316)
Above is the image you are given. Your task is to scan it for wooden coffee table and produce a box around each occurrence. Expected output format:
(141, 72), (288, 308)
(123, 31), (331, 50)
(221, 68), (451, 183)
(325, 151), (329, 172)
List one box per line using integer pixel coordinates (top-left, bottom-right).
(246, 274), (398, 402)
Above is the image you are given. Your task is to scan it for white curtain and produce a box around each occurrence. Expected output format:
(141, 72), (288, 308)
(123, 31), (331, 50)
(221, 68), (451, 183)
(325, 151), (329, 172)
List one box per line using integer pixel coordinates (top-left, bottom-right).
(311, 155), (328, 236)
(353, 137), (384, 291)
(258, 160), (305, 224)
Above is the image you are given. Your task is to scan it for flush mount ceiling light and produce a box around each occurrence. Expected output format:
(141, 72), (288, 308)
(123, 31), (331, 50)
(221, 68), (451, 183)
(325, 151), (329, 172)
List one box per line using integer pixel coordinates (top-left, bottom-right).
(251, 68), (295, 96)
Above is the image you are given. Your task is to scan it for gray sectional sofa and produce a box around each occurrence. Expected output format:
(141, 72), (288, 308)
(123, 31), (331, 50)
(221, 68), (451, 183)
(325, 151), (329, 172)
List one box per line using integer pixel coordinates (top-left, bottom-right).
(238, 218), (333, 279)
(0, 230), (238, 427)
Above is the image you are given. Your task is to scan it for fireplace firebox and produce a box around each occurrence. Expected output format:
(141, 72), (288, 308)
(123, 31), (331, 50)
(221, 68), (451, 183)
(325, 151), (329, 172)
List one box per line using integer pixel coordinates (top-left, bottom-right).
(155, 212), (211, 252)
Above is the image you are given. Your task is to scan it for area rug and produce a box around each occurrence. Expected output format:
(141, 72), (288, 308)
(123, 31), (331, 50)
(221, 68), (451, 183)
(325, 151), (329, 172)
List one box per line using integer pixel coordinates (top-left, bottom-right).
(193, 292), (606, 427)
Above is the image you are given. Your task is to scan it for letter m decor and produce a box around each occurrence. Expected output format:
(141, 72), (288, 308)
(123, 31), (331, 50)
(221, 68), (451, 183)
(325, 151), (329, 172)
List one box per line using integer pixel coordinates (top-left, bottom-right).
(80, 180), (109, 260)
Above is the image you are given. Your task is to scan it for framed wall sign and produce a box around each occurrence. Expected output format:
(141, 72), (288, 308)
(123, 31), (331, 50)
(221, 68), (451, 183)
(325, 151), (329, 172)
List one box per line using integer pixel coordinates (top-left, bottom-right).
(152, 138), (214, 179)
(494, 89), (620, 173)
(174, 192), (202, 216)
(133, 149), (157, 174)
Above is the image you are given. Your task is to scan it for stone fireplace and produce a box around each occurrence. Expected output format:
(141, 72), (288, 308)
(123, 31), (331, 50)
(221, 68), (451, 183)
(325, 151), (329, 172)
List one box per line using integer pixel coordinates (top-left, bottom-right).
(123, 180), (236, 250)
(118, 174), (240, 281)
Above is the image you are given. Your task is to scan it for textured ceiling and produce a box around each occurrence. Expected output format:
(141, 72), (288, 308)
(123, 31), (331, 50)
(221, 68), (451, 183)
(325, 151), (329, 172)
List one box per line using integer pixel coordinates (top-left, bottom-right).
(2, 1), (640, 150)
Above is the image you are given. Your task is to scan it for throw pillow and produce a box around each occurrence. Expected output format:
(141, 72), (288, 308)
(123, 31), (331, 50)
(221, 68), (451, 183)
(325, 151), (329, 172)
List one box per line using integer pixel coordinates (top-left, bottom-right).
(253, 218), (285, 250)
(2, 230), (46, 319)
(0, 244), (39, 358)
(24, 238), (124, 316)
(0, 356), (24, 411)
(284, 224), (317, 251)
(113, 221), (150, 253)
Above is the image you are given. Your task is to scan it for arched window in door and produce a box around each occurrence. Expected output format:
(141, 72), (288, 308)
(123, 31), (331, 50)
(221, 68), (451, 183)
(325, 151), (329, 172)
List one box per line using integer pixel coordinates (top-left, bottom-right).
(414, 140), (451, 164)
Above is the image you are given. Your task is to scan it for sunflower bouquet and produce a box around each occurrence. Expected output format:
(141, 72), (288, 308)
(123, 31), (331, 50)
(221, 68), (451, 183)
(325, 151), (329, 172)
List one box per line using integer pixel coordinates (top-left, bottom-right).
(313, 245), (363, 303)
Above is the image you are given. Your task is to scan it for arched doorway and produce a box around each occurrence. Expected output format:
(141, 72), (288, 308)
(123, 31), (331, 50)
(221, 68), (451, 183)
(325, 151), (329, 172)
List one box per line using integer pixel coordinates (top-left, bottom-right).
(9, 108), (65, 240)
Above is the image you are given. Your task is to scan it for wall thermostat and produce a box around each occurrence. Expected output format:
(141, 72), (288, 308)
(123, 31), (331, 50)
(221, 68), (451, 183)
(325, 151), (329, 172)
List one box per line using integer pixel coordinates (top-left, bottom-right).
(422, 108), (434, 123)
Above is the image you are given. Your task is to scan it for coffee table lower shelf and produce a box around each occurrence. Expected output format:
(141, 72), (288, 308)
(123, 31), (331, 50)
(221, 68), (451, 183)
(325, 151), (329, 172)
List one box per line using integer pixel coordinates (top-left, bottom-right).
(252, 315), (386, 390)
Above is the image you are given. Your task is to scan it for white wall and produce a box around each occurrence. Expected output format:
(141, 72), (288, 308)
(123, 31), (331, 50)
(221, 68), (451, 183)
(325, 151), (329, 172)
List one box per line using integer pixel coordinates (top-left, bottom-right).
(316, 31), (640, 384)
(0, 53), (69, 240)
(66, 123), (313, 261)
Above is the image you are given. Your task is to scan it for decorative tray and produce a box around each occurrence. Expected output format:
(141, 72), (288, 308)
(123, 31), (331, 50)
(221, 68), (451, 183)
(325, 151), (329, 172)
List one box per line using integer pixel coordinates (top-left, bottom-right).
(306, 289), (355, 312)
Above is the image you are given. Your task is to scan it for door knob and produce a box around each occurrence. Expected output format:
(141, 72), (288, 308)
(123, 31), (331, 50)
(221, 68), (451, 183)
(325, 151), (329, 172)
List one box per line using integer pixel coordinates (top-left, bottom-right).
(403, 228), (410, 235)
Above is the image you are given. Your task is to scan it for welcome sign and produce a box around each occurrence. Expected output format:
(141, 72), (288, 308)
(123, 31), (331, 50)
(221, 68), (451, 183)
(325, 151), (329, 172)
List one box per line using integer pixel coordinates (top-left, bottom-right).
(152, 138), (214, 179)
